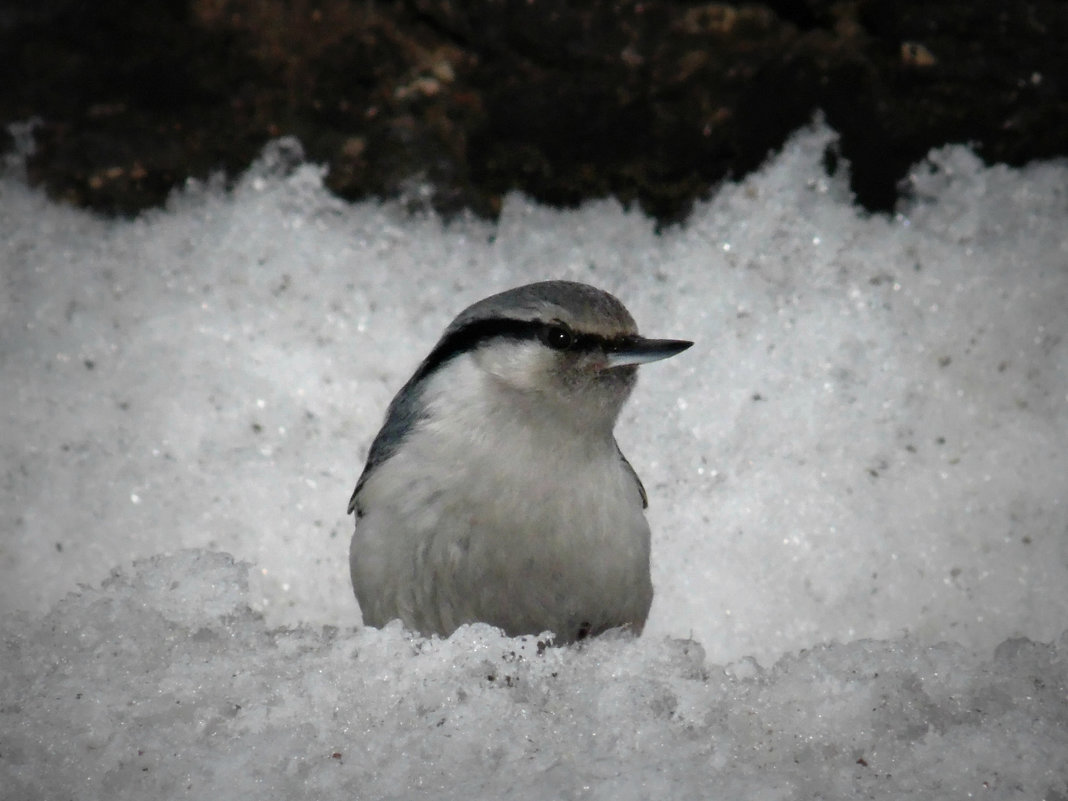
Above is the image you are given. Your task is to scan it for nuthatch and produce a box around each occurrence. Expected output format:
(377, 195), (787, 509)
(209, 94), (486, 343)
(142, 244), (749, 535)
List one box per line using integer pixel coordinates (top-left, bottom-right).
(347, 280), (691, 643)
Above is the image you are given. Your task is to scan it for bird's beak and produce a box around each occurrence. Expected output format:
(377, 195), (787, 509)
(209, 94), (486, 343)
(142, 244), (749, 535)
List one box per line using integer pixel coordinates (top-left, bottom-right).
(603, 337), (693, 369)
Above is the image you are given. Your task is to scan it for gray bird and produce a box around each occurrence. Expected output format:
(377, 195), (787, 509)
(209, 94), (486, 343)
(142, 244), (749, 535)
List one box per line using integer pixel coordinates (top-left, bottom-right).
(347, 280), (691, 643)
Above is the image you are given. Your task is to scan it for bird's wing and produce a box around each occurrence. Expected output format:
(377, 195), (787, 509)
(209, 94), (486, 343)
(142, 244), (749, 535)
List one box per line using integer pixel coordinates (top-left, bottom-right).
(346, 476), (365, 516)
(616, 441), (648, 509)
(347, 372), (432, 516)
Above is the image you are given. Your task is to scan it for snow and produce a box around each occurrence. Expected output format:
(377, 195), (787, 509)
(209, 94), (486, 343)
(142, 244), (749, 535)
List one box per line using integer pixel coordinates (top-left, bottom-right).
(2, 120), (1066, 798)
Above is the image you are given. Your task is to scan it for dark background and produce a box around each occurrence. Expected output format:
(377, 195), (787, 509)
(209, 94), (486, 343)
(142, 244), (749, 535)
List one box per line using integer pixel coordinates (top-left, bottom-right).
(3, 0), (1065, 224)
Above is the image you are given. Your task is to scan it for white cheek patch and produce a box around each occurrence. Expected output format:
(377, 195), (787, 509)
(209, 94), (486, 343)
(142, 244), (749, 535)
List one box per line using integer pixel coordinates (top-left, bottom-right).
(472, 341), (553, 391)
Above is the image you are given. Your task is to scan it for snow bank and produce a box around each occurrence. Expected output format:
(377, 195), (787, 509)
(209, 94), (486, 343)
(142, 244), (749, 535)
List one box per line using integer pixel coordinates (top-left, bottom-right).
(2, 120), (1066, 797)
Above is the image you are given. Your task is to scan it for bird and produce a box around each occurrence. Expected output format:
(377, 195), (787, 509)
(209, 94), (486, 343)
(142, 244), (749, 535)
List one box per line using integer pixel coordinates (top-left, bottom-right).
(347, 280), (692, 643)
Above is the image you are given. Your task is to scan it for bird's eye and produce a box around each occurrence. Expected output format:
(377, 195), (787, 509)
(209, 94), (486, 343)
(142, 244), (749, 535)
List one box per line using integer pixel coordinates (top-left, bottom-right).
(541, 323), (574, 351)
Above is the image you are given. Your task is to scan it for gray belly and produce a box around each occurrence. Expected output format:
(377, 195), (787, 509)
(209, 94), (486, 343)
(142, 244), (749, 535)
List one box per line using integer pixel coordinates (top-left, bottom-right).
(350, 454), (653, 643)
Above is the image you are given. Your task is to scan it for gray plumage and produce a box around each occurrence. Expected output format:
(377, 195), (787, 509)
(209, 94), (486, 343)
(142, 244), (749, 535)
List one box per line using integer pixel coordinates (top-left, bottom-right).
(348, 280), (691, 643)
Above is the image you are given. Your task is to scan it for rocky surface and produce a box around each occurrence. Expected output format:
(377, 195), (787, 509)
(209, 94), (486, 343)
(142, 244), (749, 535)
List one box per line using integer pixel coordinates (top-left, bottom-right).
(4, 0), (1066, 223)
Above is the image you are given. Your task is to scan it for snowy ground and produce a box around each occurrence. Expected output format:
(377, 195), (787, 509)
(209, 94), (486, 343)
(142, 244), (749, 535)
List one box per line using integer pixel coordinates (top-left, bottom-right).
(2, 121), (1066, 798)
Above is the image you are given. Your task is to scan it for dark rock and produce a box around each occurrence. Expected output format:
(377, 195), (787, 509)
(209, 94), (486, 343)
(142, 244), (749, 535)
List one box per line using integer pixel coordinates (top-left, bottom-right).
(2, 0), (1066, 223)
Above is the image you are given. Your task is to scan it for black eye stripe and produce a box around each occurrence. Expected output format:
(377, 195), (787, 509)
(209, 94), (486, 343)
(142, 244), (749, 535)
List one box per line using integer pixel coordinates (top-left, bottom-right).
(410, 317), (629, 385)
